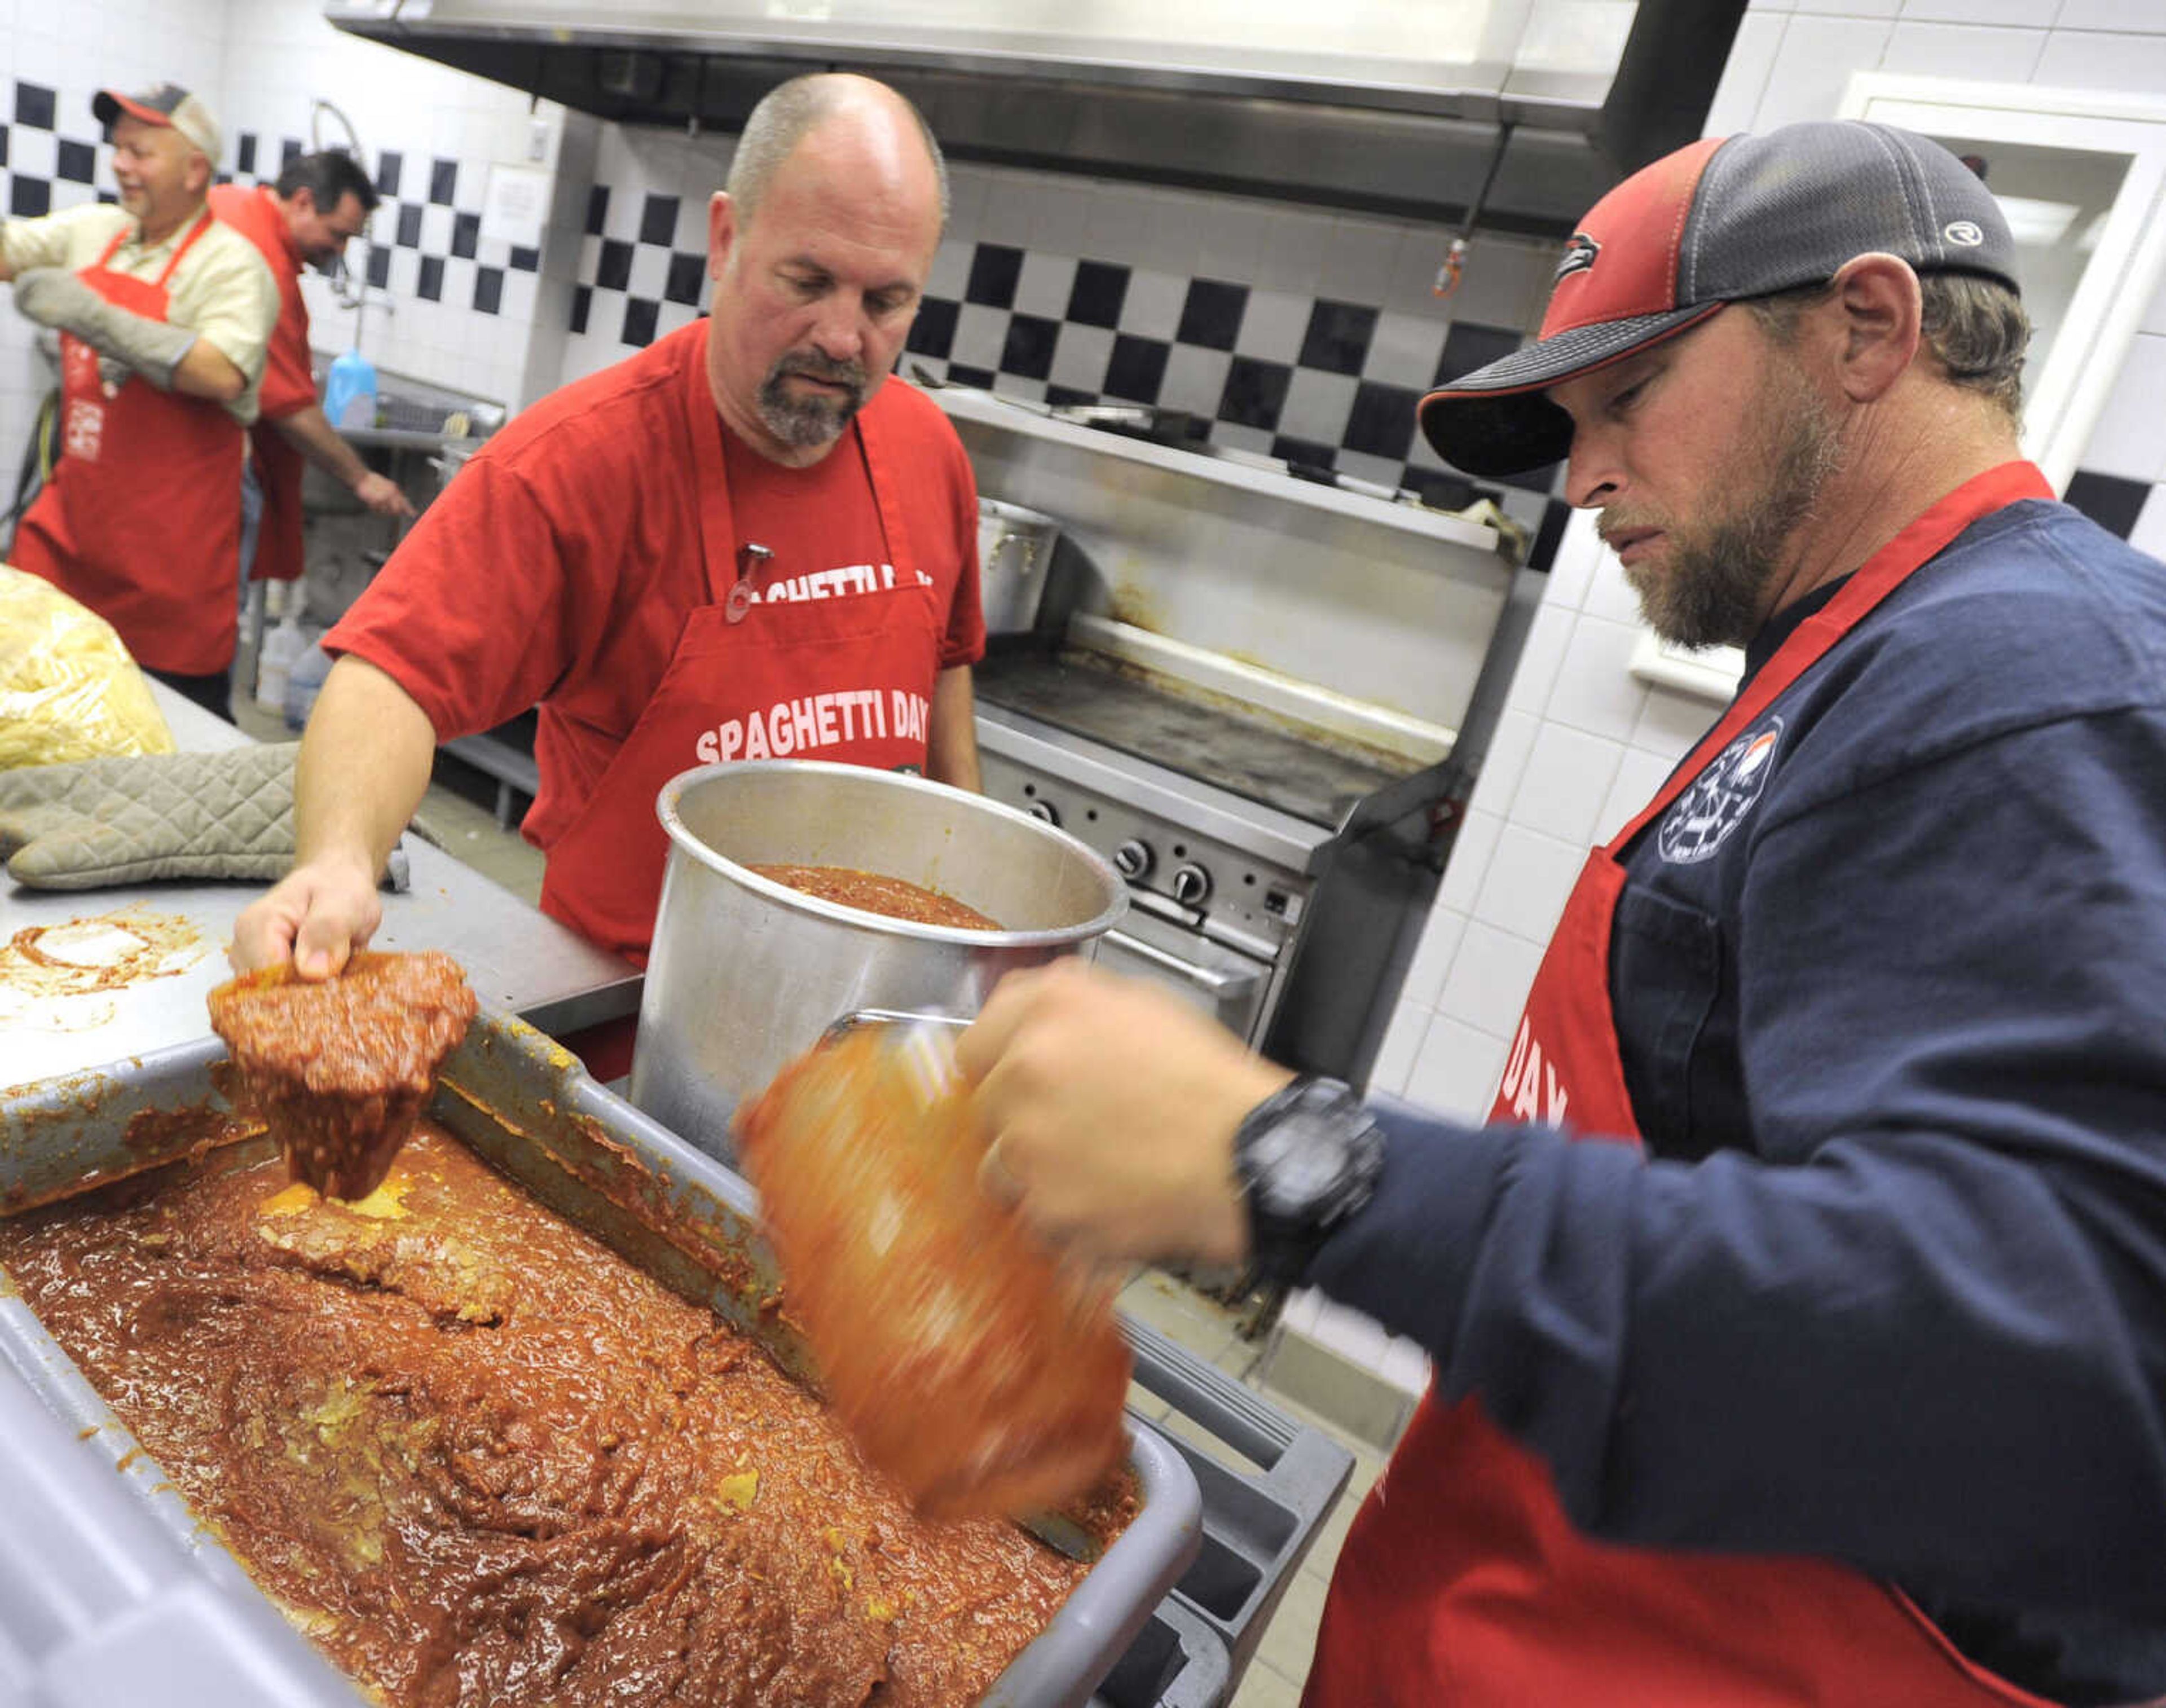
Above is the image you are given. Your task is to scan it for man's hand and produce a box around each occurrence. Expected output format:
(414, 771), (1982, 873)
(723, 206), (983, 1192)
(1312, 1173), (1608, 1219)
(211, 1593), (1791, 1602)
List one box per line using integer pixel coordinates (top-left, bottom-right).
(231, 852), (382, 979)
(14, 267), (196, 390)
(955, 959), (1293, 1266)
(353, 471), (416, 521)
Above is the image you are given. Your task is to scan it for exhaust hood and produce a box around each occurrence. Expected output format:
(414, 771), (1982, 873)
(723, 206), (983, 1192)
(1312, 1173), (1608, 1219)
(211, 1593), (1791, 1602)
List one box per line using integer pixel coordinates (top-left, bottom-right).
(325, 0), (1746, 236)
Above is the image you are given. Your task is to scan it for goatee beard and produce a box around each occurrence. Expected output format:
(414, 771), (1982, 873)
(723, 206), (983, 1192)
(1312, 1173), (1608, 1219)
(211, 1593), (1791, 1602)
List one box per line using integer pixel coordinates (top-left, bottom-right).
(758, 351), (871, 448)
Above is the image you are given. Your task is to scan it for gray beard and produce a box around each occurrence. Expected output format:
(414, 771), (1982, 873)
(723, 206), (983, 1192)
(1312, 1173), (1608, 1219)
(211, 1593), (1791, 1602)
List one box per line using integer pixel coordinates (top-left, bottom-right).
(757, 353), (871, 449)
(1628, 381), (1843, 652)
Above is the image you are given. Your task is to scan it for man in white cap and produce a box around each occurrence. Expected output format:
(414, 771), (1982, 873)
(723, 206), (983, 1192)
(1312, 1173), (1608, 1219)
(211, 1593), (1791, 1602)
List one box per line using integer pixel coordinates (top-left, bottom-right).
(0, 82), (278, 719)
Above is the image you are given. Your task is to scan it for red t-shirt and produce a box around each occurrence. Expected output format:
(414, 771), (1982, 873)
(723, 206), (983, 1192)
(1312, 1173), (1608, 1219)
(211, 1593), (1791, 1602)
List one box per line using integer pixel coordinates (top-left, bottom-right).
(327, 320), (984, 853)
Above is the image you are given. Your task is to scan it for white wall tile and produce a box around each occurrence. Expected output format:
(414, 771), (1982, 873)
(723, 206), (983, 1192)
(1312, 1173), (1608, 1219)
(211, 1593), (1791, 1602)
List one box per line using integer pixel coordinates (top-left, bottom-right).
(1544, 509), (1605, 610)
(1398, 905), (1471, 1010)
(1748, 16), (1895, 130)
(2130, 485), (2166, 563)
(1881, 21), (2046, 78)
(1631, 681), (1722, 762)
(1402, 1013), (1513, 1121)
(1444, 235), (1560, 333)
(1469, 706), (1540, 815)
(1704, 13), (1789, 138)
(1471, 823), (1587, 944)
(1508, 722), (1627, 845)
(1436, 919), (1548, 1034)
(1905, 0), (2059, 20)
(1580, 549), (1644, 624)
(2079, 331), (2166, 483)
(1319, 215), (1408, 305)
(2053, 0), (2166, 29)
(1367, 1000), (1431, 1096)
(1796, 0), (1898, 14)
(1544, 613), (1652, 740)
(1438, 805), (1505, 914)
(1593, 745), (1679, 844)
(2034, 27), (2166, 88)
(1506, 601), (1576, 711)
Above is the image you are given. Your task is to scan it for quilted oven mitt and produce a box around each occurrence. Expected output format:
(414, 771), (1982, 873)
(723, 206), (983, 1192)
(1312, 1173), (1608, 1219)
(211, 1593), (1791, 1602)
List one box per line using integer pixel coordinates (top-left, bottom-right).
(0, 743), (410, 891)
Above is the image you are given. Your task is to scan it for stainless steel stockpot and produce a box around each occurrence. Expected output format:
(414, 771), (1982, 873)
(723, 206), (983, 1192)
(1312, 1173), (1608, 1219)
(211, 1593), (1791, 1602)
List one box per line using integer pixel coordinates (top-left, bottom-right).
(630, 760), (1126, 1160)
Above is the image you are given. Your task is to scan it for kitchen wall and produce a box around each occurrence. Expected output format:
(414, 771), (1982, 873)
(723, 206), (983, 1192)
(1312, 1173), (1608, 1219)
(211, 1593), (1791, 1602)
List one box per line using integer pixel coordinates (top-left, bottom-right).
(0, 0), (573, 505)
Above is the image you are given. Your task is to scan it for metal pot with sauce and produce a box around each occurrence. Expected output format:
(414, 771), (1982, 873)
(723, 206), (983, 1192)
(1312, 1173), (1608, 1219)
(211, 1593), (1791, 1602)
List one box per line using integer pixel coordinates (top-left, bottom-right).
(631, 760), (1126, 1161)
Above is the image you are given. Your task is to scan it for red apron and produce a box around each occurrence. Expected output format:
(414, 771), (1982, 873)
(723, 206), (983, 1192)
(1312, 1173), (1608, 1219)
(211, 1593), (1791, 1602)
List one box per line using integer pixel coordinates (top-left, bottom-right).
(208, 183), (310, 584)
(1305, 462), (2063, 1708)
(536, 362), (944, 969)
(11, 212), (246, 676)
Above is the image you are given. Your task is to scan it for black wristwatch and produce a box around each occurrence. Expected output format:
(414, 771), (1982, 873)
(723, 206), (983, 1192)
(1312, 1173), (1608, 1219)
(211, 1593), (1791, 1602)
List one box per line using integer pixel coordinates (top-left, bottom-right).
(1232, 1076), (1385, 1283)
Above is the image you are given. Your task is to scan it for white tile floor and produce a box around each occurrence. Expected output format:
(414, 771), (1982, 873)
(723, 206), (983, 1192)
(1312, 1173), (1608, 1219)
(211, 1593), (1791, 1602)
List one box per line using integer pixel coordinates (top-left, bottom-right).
(237, 701), (1402, 1706)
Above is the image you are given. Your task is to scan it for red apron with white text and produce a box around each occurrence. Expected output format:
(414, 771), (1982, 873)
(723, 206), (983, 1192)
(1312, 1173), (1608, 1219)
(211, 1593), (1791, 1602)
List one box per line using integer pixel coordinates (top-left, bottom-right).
(1304, 462), (2063, 1708)
(11, 213), (246, 675)
(536, 369), (944, 967)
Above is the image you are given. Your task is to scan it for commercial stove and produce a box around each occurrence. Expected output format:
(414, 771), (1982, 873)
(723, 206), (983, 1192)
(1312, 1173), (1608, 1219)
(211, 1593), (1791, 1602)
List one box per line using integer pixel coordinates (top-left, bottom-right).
(949, 388), (1538, 1089)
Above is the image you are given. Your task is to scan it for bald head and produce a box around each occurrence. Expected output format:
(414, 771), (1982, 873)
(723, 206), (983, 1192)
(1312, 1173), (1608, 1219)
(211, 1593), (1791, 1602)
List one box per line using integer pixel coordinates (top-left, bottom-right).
(725, 73), (949, 234)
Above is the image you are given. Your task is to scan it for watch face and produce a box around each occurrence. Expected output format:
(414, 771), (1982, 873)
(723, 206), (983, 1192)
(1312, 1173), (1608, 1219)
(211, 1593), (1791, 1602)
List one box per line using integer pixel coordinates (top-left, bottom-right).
(1255, 1114), (1344, 1212)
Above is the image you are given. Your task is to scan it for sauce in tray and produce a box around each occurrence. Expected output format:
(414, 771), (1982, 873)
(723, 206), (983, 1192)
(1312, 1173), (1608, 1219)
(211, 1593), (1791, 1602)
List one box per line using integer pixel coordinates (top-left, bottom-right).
(0, 1122), (1130, 1707)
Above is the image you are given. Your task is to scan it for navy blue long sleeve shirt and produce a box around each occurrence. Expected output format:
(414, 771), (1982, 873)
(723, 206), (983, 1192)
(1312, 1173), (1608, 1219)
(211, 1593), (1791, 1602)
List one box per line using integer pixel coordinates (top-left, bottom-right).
(1308, 498), (2166, 1705)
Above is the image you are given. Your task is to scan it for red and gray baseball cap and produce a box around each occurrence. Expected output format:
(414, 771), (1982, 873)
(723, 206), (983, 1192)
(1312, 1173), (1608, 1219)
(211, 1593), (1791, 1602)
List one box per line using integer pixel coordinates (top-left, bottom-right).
(93, 83), (222, 166)
(1417, 120), (2022, 478)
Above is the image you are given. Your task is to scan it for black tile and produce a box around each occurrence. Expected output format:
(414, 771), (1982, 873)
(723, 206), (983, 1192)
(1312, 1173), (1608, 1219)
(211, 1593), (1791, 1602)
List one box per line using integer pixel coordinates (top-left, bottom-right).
(965, 243), (1023, 309)
(2064, 469), (2151, 540)
(585, 184), (609, 236)
(1177, 279), (1248, 351)
(1271, 436), (1337, 476)
(1436, 320), (1524, 387)
(2, 124), (13, 169)
(1066, 260), (1129, 329)
(365, 245), (390, 289)
(281, 138), (302, 168)
(429, 157), (457, 206)
(509, 244), (540, 272)
(597, 238), (633, 292)
(416, 254), (444, 302)
(1300, 300), (1379, 377)
(945, 363), (997, 390)
(570, 283), (592, 335)
(1000, 314), (1061, 382)
(451, 210), (479, 259)
(56, 138), (94, 183)
(905, 296), (958, 360)
(9, 176), (49, 219)
(15, 82), (55, 131)
(1046, 384), (1097, 408)
(623, 297), (659, 348)
(1218, 356), (1293, 432)
(395, 201), (422, 248)
(97, 190), (117, 205)
(1404, 468), (1479, 513)
(1103, 335), (1170, 406)
(1529, 496), (1573, 574)
(640, 192), (679, 247)
(473, 265), (504, 315)
(1342, 380), (1422, 462)
(373, 148), (400, 198)
(664, 250), (706, 306)
(1498, 460), (1562, 497)
(236, 132), (256, 175)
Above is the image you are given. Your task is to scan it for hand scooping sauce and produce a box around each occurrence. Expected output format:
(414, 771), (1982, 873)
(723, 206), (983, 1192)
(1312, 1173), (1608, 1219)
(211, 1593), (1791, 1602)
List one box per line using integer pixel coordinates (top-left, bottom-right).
(208, 950), (477, 1199)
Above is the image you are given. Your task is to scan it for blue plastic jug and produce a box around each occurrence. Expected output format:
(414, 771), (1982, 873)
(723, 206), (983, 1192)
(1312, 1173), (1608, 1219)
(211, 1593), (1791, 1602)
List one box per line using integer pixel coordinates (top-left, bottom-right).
(323, 347), (378, 430)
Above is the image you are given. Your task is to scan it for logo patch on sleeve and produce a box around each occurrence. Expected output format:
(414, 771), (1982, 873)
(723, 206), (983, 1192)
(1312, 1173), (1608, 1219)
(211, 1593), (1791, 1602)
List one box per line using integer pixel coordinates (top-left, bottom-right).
(1657, 716), (1784, 864)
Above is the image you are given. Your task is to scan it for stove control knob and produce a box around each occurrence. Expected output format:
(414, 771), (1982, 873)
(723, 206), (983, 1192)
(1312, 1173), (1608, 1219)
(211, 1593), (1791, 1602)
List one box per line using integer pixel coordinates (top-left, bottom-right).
(1114, 839), (1154, 880)
(1171, 864), (1212, 907)
(1027, 800), (1060, 826)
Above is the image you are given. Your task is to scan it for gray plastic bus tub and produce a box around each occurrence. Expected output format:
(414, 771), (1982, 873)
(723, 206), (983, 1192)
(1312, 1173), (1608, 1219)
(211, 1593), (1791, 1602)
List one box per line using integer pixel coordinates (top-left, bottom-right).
(0, 1013), (1202, 1708)
(1122, 1317), (1357, 1694)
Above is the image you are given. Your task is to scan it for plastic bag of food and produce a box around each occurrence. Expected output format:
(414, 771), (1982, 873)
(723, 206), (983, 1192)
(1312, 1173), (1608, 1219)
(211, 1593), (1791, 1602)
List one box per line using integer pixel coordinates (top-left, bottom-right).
(737, 1025), (1132, 1520)
(0, 565), (173, 769)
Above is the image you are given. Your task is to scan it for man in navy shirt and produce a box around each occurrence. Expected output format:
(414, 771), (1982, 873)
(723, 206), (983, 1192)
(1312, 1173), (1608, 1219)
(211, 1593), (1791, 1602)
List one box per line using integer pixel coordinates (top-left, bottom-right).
(959, 121), (2166, 1706)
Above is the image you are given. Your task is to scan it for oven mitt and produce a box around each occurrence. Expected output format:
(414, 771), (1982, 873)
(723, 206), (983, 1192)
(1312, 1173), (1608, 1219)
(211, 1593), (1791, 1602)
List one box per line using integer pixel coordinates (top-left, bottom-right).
(12, 268), (197, 392)
(0, 743), (411, 892)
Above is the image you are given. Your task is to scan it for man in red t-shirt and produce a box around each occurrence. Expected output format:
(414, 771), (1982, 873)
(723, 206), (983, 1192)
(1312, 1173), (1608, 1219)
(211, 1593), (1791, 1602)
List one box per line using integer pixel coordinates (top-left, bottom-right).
(209, 150), (415, 587)
(234, 72), (984, 983)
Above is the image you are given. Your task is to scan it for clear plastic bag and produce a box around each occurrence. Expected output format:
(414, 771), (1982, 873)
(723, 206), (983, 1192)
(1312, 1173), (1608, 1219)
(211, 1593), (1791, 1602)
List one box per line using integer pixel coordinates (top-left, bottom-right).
(0, 565), (174, 769)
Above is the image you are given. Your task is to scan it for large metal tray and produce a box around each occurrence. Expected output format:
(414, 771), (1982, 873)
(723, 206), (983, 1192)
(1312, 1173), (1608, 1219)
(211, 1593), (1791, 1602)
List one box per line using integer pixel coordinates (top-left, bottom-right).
(0, 1014), (1202, 1708)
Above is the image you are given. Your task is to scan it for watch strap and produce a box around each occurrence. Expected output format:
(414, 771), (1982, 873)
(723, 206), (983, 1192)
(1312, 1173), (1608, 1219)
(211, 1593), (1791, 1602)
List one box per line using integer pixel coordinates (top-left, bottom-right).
(1232, 1075), (1384, 1283)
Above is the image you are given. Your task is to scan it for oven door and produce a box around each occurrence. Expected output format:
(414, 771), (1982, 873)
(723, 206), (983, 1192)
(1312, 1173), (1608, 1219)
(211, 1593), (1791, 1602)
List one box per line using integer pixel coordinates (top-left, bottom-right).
(1089, 905), (1274, 1045)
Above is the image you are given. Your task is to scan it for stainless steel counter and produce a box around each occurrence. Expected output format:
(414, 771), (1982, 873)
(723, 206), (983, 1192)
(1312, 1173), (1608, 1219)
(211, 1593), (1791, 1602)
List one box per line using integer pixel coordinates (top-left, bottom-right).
(0, 683), (640, 1091)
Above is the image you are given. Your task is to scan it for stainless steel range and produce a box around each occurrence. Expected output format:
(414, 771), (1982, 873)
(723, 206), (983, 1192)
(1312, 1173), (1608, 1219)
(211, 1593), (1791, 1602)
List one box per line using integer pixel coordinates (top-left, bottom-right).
(945, 387), (1537, 1090)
